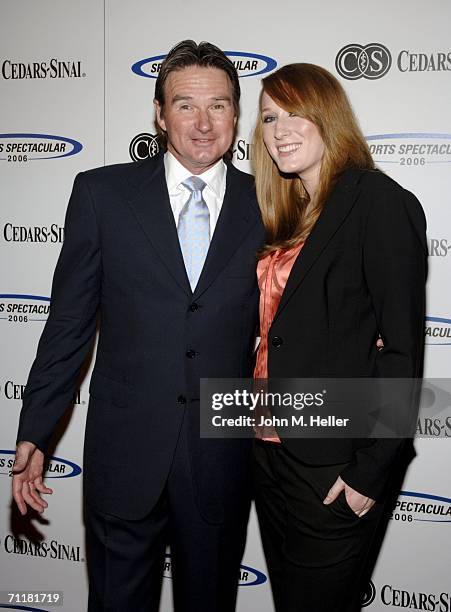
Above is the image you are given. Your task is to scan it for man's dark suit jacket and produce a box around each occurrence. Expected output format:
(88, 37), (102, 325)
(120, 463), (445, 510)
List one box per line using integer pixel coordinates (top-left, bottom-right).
(267, 168), (427, 500)
(17, 153), (266, 521)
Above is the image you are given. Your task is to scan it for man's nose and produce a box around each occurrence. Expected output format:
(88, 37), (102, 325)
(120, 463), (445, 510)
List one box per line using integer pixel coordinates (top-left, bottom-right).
(196, 110), (213, 132)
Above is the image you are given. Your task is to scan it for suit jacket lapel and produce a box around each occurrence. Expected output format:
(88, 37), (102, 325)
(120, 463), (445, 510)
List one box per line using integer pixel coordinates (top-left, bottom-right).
(193, 162), (261, 300)
(126, 154), (192, 295)
(273, 169), (363, 323)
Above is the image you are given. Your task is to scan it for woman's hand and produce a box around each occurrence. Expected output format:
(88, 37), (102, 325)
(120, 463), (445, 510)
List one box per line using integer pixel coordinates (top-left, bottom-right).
(323, 475), (375, 517)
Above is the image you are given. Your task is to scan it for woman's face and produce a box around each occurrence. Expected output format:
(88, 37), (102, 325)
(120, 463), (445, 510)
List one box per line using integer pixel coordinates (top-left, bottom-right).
(260, 91), (325, 194)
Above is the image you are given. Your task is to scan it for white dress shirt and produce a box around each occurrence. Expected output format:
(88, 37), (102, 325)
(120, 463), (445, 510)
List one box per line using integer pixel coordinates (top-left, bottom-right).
(164, 151), (227, 238)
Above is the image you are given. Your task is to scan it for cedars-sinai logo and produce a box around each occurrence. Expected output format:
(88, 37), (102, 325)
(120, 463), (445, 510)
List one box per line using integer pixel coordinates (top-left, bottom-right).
(131, 51), (277, 79)
(335, 43), (391, 80)
(0, 133), (82, 163)
(361, 581), (376, 607)
(129, 133), (160, 161)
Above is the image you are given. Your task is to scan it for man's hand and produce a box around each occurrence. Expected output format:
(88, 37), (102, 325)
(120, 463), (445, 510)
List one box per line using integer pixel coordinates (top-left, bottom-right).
(12, 442), (53, 515)
(323, 475), (375, 517)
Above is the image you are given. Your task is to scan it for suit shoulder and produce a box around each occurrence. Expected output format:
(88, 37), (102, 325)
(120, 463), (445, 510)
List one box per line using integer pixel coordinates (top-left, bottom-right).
(358, 169), (423, 210)
(358, 168), (405, 194)
(80, 157), (156, 185)
(356, 170), (426, 238)
(226, 162), (255, 187)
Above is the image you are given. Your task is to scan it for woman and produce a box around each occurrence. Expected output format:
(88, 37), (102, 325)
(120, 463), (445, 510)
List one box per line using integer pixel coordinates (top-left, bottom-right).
(252, 63), (427, 611)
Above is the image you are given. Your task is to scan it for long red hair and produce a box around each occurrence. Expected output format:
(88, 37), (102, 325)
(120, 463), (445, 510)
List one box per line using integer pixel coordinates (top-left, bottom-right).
(252, 63), (375, 255)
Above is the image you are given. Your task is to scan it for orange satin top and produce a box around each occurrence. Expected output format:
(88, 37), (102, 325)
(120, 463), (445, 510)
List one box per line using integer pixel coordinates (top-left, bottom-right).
(254, 243), (304, 442)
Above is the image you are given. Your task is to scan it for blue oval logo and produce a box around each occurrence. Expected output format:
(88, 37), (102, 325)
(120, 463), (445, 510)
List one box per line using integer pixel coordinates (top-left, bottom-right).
(0, 450), (81, 479)
(425, 316), (451, 345)
(0, 294), (50, 325)
(44, 455), (82, 479)
(365, 133), (451, 166)
(0, 294), (50, 301)
(0, 605), (49, 611)
(0, 133), (82, 161)
(163, 553), (172, 579)
(162, 554), (266, 586)
(394, 491), (451, 523)
(131, 51), (277, 79)
(239, 563), (267, 586)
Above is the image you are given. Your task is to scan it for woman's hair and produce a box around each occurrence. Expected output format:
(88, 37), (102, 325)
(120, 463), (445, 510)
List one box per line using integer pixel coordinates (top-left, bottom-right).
(252, 63), (375, 254)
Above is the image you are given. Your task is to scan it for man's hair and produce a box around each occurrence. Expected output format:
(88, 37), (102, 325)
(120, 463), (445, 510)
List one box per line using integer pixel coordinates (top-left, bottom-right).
(154, 40), (240, 147)
(252, 63), (375, 255)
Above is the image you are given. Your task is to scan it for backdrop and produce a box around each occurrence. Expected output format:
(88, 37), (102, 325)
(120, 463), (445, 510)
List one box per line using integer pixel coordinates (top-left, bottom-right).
(1, 1), (450, 610)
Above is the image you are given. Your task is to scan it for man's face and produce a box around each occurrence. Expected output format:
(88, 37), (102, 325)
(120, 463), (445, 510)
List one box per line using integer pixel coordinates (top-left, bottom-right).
(154, 65), (237, 174)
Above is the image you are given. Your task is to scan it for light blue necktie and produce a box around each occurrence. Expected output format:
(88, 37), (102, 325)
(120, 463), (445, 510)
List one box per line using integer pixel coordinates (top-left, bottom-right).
(178, 176), (210, 291)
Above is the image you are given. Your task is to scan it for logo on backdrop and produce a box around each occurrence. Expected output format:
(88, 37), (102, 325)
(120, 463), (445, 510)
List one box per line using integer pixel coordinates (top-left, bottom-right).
(390, 491), (451, 523)
(2, 59), (85, 80)
(361, 581), (376, 607)
(0, 379), (82, 404)
(380, 584), (451, 609)
(129, 134), (253, 162)
(0, 605), (49, 612)
(428, 238), (451, 257)
(131, 51), (277, 79)
(3, 223), (64, 243)
(232, 139), (252, 162)
(417, 380), (451, 438)
(425, 316), (451, 345)
(0, 451), (81, 479)
(129, 133), (160, 161)
(0, 294), (50, 325)
(398, 50), (451, 72)
(366, 133), (451, 167)
(0, 133), (83, 163)
(163, 554), (267, 586)
(335, 44), (392, 79)
(336, 45), (451, 79)
(2, 534), (84, 562)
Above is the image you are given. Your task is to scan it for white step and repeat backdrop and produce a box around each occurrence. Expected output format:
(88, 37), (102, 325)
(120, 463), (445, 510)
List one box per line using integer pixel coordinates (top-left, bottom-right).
(1, 1), (450, 610)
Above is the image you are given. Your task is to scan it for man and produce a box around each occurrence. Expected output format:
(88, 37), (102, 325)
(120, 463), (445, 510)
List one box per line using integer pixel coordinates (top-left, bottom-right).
(12, 40), (265, 612)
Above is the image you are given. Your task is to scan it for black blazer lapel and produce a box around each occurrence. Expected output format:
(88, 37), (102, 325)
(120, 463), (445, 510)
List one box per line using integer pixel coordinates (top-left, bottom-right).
(125, 155), (191, 295)
(273, 169), (363, 322)
(193, 163), (260, 300)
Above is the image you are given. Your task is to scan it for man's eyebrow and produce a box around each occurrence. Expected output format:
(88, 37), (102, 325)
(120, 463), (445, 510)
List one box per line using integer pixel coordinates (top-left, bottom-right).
(171, 95), (193, 103)
(170, 95), (233, 103)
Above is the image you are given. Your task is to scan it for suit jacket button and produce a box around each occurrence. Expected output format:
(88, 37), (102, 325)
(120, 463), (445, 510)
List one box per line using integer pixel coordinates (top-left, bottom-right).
(186, 350), (196, 359)
(177, 395), (187, 404)
(272, 336), (283, 348)
(189, 303), (199, 312)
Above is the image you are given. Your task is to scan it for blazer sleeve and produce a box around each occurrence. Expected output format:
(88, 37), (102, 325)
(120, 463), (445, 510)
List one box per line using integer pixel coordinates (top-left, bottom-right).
(340, 183), (427, 500)
(16, 172), (101, 453)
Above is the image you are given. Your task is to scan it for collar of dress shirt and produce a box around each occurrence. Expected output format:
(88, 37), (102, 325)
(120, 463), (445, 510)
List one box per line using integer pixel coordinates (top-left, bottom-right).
(164, 151), (227, 201)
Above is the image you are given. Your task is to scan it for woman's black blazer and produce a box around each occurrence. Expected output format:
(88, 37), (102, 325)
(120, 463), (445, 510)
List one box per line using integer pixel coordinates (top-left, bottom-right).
(267, 168), (427, 500)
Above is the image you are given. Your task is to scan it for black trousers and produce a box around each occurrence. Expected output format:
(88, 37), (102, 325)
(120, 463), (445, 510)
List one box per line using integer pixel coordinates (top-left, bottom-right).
(253, 440), (386, 612)
(84, 415), (249, 612)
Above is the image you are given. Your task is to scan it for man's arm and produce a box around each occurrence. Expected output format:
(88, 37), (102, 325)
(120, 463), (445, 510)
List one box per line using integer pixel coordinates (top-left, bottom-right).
(13, 172), (101, 513)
